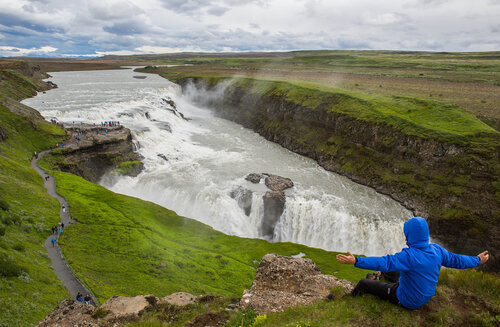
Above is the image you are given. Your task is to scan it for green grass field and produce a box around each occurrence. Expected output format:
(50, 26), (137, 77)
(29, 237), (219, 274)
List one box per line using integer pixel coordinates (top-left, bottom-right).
(37, 156), (369, 303)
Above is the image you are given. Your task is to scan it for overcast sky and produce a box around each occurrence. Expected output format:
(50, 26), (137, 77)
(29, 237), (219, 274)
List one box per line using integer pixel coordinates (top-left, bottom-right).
(0, 0), (499, 57)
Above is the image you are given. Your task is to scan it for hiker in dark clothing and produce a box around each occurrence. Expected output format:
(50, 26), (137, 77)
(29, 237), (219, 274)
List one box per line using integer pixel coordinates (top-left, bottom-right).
(84, 294), (91, 305)
(61, 222), (65, 229)
(336, 217), (489, 309)
(76, 292), (83, 302)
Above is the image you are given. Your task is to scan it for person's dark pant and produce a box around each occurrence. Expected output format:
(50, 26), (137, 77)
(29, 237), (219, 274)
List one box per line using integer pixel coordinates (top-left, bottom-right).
(352, 278), (400, 305)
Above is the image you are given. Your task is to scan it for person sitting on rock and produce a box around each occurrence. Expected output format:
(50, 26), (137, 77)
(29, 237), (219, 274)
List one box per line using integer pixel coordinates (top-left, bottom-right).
(84, 294), (91, 305)
(336, 216), (489, 309)
(76, 292), (83, 302)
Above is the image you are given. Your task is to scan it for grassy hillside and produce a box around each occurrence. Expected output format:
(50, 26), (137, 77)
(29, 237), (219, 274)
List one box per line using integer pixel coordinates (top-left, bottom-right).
(38, 154), (368, 303)
(0, 76), (68, 325)
(120, 268), (500, 327)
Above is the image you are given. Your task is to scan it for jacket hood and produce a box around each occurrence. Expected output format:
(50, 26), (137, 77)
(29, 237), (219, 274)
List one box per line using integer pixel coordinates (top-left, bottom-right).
(404, 217), (429, 248)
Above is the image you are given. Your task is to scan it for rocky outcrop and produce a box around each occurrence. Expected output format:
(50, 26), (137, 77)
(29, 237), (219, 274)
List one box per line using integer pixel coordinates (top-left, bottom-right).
(180, 78), (500, 271)
(36, 299), (97, 327)
(55, 124), (143, 183)
(243, 173), (294, 238)
(99, 295), (158, 323)
(240, 254), (354, 313)
(37, 295), (158, 327)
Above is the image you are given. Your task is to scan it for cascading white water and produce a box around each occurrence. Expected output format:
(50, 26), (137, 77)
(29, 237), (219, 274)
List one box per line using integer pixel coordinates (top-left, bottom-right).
(23, 67), (412, 256)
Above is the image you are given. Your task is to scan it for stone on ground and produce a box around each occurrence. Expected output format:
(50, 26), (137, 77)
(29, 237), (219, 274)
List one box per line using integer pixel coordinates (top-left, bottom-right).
(240, 253), (354, 313)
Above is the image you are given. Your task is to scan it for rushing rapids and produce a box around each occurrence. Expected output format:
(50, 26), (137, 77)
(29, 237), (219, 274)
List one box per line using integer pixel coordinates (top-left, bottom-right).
(24, 67), (412, 256)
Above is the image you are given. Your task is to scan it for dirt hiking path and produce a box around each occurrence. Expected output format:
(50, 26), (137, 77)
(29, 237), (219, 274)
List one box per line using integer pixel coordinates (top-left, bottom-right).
(31, 150), (96, 306)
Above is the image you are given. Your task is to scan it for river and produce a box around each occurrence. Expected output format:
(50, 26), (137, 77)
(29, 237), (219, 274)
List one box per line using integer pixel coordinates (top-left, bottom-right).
(23, 67), (412, 256)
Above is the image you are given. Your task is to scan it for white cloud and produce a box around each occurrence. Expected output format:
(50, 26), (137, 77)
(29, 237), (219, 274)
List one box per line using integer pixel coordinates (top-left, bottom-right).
(0, 45), (57, 56)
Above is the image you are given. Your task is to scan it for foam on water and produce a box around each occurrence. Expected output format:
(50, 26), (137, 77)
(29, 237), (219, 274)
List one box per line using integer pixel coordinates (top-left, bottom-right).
(23, 68), (412, 256)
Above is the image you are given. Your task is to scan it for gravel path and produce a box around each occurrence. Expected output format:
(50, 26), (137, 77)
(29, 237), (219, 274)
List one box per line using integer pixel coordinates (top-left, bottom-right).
(31, 150), (96, 306)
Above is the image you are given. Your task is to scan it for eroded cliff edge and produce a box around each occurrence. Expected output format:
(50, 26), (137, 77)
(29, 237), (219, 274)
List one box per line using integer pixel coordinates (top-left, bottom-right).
(48, 124), (143, 183)
(174, 76), (500, 271)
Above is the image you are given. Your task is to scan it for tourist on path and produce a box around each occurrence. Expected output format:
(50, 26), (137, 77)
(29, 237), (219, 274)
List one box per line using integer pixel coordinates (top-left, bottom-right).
(84, 294), (91, 305)
(336, 217), (489, 309)
(76, 292), (83, 302)
(51, 237), (56, 247)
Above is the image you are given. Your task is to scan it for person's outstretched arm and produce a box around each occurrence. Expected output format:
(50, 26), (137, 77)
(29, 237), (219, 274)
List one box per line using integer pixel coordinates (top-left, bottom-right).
(438, 246), (488, 268)
(336, 250), (412, 272)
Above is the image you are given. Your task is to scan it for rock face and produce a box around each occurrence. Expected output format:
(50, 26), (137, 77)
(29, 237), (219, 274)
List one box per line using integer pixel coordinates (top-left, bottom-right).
(56, 124), (143, 183)
(36, 299), (97, 327)
(160, 292), (197, 306)
(239, 173), (294, 237)
(240, 254), (354, 314)
(99, 295), (158, 323)
(261, 174), (293, 238)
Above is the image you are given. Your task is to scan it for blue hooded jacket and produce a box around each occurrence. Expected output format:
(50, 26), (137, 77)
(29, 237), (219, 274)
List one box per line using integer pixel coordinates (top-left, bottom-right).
(354, 217), (480, 309)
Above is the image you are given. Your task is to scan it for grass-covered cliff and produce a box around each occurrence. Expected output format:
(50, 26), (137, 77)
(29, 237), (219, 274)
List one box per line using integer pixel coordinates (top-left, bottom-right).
(0, 65), (68, 326)
(142, 65), (500, 272)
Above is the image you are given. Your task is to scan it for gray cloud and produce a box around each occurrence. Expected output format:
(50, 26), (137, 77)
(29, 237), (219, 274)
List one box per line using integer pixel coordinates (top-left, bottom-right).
(0, 0), (498, 57)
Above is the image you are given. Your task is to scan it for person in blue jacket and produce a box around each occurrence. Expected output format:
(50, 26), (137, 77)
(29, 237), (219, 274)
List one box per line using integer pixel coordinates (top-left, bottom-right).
(336, 216), (489, 309)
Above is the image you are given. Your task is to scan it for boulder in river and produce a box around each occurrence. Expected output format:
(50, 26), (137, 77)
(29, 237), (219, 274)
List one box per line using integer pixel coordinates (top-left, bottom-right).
(240, 254), (354, 314)
(245, 173), (294, 238)
(264, 174), (294, 192)
(245, 173), (263, 184)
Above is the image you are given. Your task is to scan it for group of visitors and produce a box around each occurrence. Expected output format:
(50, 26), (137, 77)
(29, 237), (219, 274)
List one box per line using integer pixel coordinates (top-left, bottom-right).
(101, 121), (120, 127)
(50, 219), (65, 246)
(76, 292), (92, 305)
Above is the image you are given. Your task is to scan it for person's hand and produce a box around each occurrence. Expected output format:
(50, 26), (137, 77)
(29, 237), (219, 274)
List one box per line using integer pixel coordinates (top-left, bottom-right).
(477, 251), (489, 264)
(336, 251), (356, 265)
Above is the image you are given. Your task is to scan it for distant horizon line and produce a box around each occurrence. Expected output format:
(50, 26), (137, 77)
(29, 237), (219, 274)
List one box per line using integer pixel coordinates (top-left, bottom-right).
(1, 48), (500, 60)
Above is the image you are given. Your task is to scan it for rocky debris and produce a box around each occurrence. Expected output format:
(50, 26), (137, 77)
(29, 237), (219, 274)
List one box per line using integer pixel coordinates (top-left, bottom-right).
(160, 292), (197, 306)
(157, 153), (169, 161)
(229, 187), (253, 216)
(245, 173), (263, 183)
(240, 254), (354, 314)
(99, 295), (158, 324)
(36, 299), (97, 327)
(0, 125), (7, 141)
(161, 97), (190, 121)
(162, 97), (177, 109)
(186, 312), (229, 327)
